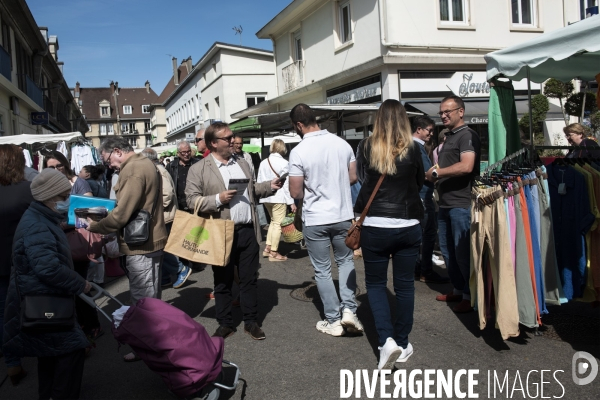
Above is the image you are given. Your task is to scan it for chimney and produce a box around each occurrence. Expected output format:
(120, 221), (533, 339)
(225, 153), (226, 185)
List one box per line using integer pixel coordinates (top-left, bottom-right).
(145, 80), (150, 93)
(75, 81), (80, 97)
(39, 27), (48, 43)
(185, 56), (193, 74)
(110, 80), (115, 94)
(172, 57), (179, 86)
(57, 61), (64, 74)
(48, 35), (59, 61)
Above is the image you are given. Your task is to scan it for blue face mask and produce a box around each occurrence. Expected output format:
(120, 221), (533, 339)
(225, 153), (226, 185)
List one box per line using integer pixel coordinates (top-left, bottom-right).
(55, 197), (70, 214)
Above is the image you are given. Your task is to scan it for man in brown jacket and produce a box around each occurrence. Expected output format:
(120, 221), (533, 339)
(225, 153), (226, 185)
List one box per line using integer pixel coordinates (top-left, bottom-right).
(89, 137), (167, 305)
(185, 122), (281, 340)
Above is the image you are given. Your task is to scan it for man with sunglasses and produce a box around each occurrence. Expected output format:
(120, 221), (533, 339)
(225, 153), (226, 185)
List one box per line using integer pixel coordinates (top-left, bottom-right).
(425, 95), (480, 314)
(166, 141), (200, 212)
(412, 116), (449, 284)
(185, 122), (282, 341)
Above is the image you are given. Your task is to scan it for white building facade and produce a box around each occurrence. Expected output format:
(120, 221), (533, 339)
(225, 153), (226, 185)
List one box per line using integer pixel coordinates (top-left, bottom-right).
(232, 0), (585, 158)
(163, 42), (276, 144)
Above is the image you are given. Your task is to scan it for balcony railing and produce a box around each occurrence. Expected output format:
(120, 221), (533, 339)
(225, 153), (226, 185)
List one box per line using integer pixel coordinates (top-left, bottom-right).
(57, 112), (71, 131)
(26, 75), (44, 108)
(282, 60), (304, 93)
(0, 45), (10, 81)
(44, 95), (54, 117)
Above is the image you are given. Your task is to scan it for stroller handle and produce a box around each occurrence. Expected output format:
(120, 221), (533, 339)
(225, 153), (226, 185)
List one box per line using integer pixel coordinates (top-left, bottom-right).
(78, 283), (126, 323)
(213, 360), (241, 391)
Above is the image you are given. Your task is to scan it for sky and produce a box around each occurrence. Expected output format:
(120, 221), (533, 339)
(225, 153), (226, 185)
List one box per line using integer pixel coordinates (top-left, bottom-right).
(27, 0), (289, 94)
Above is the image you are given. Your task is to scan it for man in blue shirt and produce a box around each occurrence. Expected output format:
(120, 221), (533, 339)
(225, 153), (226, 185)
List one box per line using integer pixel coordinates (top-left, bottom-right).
(412, 116), (449, 284)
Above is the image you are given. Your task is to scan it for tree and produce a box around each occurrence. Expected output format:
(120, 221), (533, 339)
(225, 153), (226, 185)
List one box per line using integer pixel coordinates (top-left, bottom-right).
(519, 94), (550, 136)
(565, 92), (598, 119)
(543, 78), (574, 125)
(590, 111), (600, 139)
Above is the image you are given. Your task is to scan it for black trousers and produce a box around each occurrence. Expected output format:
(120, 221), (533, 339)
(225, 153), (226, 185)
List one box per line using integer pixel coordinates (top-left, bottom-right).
(73, 260), (100, 332)
(212, 225), (259, 326)
(38, 348), (86, 399)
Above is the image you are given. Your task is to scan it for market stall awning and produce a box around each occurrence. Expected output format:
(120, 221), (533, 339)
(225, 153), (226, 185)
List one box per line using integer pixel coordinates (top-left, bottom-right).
(229, 117), (261, 133)
(0, 132), (84, 145)
(404, 98), (563, 125)
(485, 15), (600, 83)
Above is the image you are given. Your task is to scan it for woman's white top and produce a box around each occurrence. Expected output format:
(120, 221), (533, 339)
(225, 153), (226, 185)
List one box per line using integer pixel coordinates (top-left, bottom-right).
(256, 153), (294, 205)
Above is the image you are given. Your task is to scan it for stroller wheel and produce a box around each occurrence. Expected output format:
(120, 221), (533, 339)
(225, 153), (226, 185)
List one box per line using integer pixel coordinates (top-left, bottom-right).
(197, 384), (220, 400)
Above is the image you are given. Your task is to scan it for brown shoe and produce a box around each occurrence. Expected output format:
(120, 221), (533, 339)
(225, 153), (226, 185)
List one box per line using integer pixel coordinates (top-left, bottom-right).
(244, 322), (266, 340)
(453, 299), (474, 313)
(436, 292), (462, 302)
(213, 325), (236, 339)
(7, 366), (27, 386)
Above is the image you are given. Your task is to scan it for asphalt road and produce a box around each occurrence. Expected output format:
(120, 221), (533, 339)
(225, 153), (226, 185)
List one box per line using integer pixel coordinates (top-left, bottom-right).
(1, 240), (599, 399)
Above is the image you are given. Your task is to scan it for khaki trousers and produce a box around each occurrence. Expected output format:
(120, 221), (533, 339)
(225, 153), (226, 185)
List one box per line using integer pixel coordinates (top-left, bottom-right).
(264, 203), (287, 252)
(470, 186), (520, 340)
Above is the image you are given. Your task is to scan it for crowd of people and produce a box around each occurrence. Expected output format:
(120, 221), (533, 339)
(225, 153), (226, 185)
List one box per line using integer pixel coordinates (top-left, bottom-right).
(0, 95), (487, 398)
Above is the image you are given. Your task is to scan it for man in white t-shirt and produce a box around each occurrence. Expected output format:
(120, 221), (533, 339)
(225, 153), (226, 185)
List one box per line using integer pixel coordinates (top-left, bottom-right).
(288, 104), (363, 337)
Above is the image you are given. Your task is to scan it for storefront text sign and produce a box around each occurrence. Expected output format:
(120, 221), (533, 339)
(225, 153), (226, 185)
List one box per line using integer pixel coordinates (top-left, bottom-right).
(327, 82), (382, 105)
(447, 72), (491, 98)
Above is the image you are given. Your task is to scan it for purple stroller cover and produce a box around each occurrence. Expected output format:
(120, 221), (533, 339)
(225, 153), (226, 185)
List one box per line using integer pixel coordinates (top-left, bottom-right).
(113, 298), (224, 397)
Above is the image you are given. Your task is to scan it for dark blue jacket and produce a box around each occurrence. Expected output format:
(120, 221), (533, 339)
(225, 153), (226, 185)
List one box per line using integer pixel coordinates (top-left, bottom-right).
(414, 140), (434, 203)
(2, 201), (89, 358)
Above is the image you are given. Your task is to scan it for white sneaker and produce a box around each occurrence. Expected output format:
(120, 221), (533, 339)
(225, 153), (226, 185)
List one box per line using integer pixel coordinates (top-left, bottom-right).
(316, 320), (345, 336)
(378, 338), (402, 371)
(396, 342), (414, 363)
(341, 309), (364, 333)
(432, 255), (445, 266)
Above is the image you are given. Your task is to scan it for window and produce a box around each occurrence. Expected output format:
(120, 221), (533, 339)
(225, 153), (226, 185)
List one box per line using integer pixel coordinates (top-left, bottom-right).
(339, 1), (352, 43)
(214, 97), (220, 120)
(121, 122), (136, 133)
(87, 124), (92, 133)
(205, 103), (210, 119)
(107, 124), (114, 135)
(293, 31), (303, 62)
(126, 137), (137, 148)
(123, 105), (132, 114)
(145, 121), (151, 132)
(100, 123), (107, 136)
(142, 105), (150, 113)
(246, 94), (267, 108)
(580, 0), (598, 19)
(439, 0), (468, 23)
(101, 106), (109, 116)
(511, 0), (535, 25)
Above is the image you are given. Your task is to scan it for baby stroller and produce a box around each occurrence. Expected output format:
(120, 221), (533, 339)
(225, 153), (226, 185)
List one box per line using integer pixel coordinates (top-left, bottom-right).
(80, 284), (240, 399)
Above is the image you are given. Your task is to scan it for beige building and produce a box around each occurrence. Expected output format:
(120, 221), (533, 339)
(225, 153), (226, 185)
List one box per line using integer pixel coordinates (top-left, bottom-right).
(0, 0), (85, 137)
(74, 81), (159, 148)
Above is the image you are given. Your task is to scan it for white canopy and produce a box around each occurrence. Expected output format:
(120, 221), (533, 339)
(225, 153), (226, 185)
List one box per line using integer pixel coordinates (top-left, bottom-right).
(485, 15), (600, 83)
(0, 132), (84, 145)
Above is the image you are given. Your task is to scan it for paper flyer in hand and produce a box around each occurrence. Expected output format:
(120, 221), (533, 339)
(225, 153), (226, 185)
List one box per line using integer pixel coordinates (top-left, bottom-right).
(74, 207), (108, 229)
(228, 178), (249, 195)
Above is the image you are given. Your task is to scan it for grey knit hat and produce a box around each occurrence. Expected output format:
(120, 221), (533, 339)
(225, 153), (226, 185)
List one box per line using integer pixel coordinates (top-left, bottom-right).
(31, 168), (72, 201)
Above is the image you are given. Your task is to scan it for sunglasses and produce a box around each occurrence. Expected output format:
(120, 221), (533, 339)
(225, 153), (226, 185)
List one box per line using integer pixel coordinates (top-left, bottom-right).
(216, 135), (235, 142)
(195, 137), (204, 143)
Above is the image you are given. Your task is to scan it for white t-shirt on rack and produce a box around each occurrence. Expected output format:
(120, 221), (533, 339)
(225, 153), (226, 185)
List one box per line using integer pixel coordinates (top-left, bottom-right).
(288, 129), (355, 227)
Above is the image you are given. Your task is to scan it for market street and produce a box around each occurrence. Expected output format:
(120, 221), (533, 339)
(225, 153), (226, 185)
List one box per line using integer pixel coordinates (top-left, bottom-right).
(1, 242), (598, 400)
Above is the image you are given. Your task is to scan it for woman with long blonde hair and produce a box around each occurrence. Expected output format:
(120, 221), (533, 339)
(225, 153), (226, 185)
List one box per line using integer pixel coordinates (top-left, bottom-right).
(354, 99), (424, 370)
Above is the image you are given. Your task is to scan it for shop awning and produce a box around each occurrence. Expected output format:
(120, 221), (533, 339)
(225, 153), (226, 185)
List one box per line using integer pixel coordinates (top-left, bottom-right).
(404, 98), (563, 125)
(0, 132), (84, 145)
(229, 117), (261, 133)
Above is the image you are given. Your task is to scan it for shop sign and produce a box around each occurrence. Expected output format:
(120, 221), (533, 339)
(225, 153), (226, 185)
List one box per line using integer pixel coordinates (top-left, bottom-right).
(327, 82), (382, 105)
(470, 117), (488, 124)
(446, 72), (491, 98)
(31, 111), (49, 125)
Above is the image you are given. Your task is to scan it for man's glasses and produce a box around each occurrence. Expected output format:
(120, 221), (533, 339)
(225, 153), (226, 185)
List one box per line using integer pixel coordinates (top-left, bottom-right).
(420, 127), (434, 134)
(195, 137), (204, 143)
(103, 150), (113, 166)
(216, 135), (235, 142)
(437, 107), (461, 117)
(178, 150), (192, 155)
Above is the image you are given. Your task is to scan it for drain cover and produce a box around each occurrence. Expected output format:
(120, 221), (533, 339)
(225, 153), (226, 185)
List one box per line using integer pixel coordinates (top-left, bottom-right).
(290, 283), (361, 303)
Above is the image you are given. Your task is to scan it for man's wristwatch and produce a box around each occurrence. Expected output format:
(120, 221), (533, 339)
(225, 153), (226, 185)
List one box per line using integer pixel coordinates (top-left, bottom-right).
(432, 169), (439, 179)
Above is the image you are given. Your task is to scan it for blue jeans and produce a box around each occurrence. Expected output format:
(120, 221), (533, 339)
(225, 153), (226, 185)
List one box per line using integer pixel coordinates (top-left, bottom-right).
(438, 207), (471, 296)
(361, 224), (421, 347)
(416, 199), (437, 276)
(0, 276), (20, 368)
(162, 222), (186, 284)
(303, 220), (357, 323)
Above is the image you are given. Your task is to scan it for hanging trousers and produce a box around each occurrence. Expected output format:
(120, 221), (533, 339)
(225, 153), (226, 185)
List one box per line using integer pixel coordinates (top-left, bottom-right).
(513, 184), (539, 328)
(524, 178), (547, 315)
(470, 186), (519, 340)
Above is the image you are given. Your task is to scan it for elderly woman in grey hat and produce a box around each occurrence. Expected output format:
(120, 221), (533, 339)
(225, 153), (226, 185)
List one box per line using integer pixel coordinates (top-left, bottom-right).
(3, 168), (92, 399)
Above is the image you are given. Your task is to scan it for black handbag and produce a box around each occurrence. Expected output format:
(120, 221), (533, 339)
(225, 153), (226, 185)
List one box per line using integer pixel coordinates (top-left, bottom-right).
(123, 168), (162, 246)
(15, 274), (75, 333)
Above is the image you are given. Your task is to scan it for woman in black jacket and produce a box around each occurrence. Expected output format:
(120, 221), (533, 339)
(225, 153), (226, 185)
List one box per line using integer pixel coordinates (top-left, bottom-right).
(0, 144), (34, 385)
(354, 99), (424, 370)
(3, 168), (92, 399)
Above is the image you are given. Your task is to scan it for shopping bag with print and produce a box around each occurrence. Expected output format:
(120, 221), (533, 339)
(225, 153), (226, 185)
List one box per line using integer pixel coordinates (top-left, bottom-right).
(164, 198), (234, 266)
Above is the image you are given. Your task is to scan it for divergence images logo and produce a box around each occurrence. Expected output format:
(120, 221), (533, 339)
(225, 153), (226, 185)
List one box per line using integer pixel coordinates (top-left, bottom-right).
(572, 351), (598, 386)
(185, 227), (210, 246)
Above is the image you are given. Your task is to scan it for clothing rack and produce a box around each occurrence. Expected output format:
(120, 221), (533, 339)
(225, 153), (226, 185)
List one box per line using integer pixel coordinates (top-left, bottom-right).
(483, 147), (527, 176)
